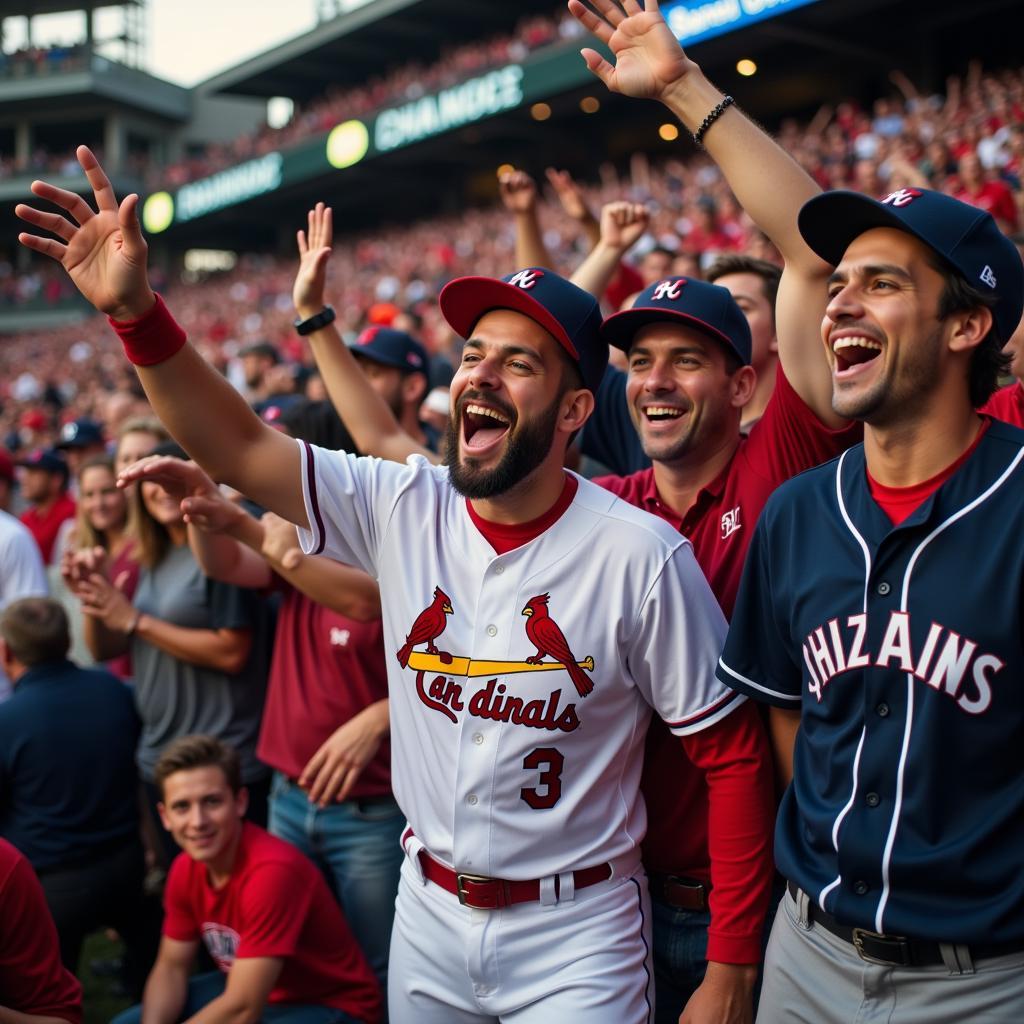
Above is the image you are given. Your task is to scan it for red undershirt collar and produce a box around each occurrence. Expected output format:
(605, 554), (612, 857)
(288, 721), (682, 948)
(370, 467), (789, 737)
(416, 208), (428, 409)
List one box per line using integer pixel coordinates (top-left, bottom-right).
(467, 473), (579, 555)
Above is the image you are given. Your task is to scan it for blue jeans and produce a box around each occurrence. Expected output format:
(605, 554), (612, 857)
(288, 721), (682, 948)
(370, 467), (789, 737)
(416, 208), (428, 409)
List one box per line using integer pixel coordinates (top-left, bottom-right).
(268, 772), (404, 992)
(110, 971), (360, 1024)
(651, 877), (785, 1023)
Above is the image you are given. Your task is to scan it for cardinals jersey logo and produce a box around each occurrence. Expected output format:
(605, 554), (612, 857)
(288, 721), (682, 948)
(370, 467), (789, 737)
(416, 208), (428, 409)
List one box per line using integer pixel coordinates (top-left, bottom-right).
(652, 278), (686, 301)
(522, 593), (594, 697)
(508, 269), (544, 290)
(397, 586), (453, 668)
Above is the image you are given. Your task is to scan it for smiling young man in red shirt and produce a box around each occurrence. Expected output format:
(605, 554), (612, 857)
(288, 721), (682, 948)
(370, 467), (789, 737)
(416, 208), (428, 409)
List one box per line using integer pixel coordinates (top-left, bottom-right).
(112, 735), (380, 1024)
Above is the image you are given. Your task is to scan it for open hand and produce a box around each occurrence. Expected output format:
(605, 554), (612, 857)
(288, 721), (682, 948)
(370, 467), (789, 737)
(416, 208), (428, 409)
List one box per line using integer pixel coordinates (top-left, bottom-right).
(298, 701), (389, 806)
(545, 167), (593, 223)
(294, 202), (333, 318)
(567, 0), (694, 102)
(78, 570), (136, 634)
(16, 146), (155, 321)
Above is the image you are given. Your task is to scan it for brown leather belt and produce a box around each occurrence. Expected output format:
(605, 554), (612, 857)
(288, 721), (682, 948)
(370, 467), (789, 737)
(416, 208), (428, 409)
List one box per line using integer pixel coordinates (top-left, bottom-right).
(648, 873), (710, 912)
(418, 850), (612, 910)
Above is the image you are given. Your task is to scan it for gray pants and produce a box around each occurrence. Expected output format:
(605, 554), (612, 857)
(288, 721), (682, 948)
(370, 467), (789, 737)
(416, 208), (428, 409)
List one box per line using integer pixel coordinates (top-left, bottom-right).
(757, 887), (1024, 1023)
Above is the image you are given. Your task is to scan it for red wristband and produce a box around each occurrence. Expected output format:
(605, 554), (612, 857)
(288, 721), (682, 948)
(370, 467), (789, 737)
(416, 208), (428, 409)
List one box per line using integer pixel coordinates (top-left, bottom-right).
(109, 294), (187, 367)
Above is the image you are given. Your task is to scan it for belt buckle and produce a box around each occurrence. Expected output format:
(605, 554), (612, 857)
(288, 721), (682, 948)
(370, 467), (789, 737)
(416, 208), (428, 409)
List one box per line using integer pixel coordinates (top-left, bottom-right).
(664, 875), (709, 911)
(456, 872), (506, 909)
(852, 926), (911, 966)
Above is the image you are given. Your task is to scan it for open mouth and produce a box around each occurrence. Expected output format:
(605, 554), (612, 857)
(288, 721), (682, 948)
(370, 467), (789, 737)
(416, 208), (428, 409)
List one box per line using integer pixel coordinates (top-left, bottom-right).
(461, 402), (512, 452)
(642, 405), (688, 424)
(832, 336), (883, 375)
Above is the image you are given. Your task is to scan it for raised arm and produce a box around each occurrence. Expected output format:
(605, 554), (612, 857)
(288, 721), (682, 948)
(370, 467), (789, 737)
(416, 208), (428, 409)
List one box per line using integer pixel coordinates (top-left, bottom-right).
(568, 0), (842, 425)
(571, 200), (649, 297)
(498, 168), (551, 269)
(15, 147), (306, 525)
(545, 167), (602, 248)
(293, 203), (438, 465)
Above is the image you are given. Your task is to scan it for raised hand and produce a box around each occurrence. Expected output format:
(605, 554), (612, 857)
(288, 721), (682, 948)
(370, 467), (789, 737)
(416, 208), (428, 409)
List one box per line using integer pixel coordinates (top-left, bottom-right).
(61, 545), (108, 597)
(600, 200), (650, 252)
(545, 167), (593, 223)
(497, 168), (538, 215)
(78, 569), (137, 634)
(294, 202), (333, 319)
(567, 0), (694, 102)
(15, 146), (155, 320)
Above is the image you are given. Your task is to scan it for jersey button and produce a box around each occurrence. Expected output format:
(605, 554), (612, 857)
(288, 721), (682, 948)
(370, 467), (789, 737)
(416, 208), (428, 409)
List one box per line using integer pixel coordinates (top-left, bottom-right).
(494, 565), (504, 575)
(876, 581), (891, 596)
(865, 792), (880, 808)
(467, 794), (478, 806)
(853, 880), (869, 896)
(486, 624), (498, 637)
(473, 733), (484, 746)
(876, 703), (890, 717)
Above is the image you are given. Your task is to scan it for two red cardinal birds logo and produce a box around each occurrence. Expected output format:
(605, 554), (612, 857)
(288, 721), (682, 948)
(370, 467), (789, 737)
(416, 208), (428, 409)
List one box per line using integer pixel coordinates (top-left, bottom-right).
(397, 587), (594, 697)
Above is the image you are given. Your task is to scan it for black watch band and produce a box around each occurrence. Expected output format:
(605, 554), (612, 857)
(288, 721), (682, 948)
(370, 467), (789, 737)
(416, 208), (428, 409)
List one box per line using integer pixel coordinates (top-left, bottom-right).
(294, 305), (336, 336)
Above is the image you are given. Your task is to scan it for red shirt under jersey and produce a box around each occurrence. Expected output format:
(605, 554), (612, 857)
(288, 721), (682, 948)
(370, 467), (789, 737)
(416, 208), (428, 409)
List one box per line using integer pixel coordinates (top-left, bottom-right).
(0, 839), (82, 1023)
(256, 578), (391, 798)
(595, 370), (861, 963)
(980, 381), (1024, 428)
(164, 823), (381, 1022)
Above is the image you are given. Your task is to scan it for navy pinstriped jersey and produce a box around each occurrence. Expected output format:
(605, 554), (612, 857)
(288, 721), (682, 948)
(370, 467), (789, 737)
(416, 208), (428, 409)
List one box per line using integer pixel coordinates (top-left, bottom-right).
(717, 419), (1024, 944)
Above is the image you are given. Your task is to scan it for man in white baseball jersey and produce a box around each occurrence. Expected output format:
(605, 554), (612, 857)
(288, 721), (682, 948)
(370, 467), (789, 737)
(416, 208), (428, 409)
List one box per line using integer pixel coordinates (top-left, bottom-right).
(19, 149), (746, 1023)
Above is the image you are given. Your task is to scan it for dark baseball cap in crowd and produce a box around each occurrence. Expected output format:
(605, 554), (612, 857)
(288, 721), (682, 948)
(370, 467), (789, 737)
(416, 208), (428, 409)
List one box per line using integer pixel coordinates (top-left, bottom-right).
(350, 326), (429, 376)
(239, 341), (281, 363)
(16, 448), (68, 476)
(798, 187), (1024, 342)
(439, 268), (607, 392)
(56, 417), (105, 450)
(0, 448), (13, 483)
(601, 277), (753, 366)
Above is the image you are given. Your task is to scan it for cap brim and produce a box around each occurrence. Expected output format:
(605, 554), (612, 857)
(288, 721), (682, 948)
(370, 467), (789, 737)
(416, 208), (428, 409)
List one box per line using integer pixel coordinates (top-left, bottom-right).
(798, 190), (925, 267)
(600, 306), (738, 356)
(439, 277), (579, 358)
(347, 346), (407, 372)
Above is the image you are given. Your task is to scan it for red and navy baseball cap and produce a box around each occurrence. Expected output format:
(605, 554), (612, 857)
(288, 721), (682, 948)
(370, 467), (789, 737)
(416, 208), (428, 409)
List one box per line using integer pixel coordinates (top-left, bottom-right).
(601, 277), (753, 365)
(350, 326), (429, 376)
(56, 417), (105, 450)
(439, 268), (607, 392)
(799, 188), (1024, 342)
(16, 447), (68, 477)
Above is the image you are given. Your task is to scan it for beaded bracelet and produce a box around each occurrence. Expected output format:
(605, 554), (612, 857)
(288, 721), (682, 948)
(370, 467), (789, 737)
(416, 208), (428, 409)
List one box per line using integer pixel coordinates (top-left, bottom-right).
(693, 95), (735, 146)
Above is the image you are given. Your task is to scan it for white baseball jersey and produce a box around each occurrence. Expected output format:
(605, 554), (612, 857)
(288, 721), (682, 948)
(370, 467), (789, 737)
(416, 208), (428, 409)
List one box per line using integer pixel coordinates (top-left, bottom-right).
(297, 443), (737, 879)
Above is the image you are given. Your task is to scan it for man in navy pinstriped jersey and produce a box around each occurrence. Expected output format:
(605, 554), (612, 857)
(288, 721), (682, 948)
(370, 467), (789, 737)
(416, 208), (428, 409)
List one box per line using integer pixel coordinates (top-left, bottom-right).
(717, 188), (1024, 1022)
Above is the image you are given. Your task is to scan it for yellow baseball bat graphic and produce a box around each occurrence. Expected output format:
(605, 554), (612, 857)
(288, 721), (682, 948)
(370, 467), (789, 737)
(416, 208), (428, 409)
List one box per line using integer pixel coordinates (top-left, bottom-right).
(407, 652), (595, 678)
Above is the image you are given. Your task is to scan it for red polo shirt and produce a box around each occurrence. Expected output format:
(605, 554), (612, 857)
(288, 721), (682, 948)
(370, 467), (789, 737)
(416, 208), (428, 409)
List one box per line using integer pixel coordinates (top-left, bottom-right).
(20, 492), (75, 565)
(595, 369), (861, 963)
(980, 381), (1024, 428)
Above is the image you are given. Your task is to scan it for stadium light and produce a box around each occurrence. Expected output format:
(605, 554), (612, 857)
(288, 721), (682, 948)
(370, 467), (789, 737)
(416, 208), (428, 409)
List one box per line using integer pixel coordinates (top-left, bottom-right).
(659, 123), (680, 141)
(142, 192), (175, 234)
(497, 163), (515, 177)
(580, 97), (600, 114)
(736, 59), (758, 77)
(327, 120), (370, 169)
(531, 103), (552, 121)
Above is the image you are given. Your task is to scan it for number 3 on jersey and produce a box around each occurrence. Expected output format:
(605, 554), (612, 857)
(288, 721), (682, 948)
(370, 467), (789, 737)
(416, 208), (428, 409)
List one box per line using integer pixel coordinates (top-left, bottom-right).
(520, 747), (564, 809)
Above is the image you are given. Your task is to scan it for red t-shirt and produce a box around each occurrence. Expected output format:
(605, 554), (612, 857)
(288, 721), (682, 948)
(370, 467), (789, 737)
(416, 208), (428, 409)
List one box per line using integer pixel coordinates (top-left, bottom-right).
(980, 381), (1024, 428)
(20, 492), (76, 564)
(467, 473), (578, 555)
(952, 181), (1019, 230)
(163, 823), (381, 1022)
(0, 839), (82, 1023)
(256, 579), (391, 797)
(595, 370), (862, 963)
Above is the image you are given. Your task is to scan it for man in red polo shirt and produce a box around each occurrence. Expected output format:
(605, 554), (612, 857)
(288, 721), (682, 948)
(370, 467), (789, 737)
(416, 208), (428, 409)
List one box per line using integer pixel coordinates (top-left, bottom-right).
(979, 311), (1024, 426)
(113, 734), (380, 1024)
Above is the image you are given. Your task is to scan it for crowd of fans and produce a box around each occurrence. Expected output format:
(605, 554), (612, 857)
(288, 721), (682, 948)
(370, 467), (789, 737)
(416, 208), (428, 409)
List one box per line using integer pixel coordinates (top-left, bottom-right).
(1, 38), (1024, 1021)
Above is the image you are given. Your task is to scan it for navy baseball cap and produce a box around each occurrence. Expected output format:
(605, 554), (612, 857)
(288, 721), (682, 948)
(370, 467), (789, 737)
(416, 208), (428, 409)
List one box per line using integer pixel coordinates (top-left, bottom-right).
(799, 188), (1024, 342)
(601, 277), (753, 365)
(56, 417), (105, 450)
(350, 326), (429, 376)
(16, 448), (68, 476)
(439, 268), (607, 392)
